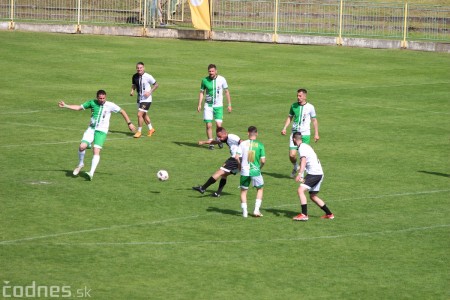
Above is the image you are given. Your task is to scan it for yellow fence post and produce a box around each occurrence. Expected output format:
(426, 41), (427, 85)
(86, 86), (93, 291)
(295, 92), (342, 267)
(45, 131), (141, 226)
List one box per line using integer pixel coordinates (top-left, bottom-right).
(401, 1), (408, 49)
(273, 0), (279, 43)
(336, 0), (343, 45)
(8, 0), (15, 30)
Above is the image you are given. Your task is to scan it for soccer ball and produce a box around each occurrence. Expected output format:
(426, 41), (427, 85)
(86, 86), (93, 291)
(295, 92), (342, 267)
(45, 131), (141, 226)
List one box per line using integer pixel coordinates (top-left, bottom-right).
(157, 170), (169, 181)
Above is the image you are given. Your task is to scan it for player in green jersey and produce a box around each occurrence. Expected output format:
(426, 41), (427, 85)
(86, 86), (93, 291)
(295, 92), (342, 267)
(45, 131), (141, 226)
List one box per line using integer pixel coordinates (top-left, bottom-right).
(197, 64), (232, 150)
(235, 126), (266, 218)
(281, 88), (319, 178)
(58, 90), (136, 180)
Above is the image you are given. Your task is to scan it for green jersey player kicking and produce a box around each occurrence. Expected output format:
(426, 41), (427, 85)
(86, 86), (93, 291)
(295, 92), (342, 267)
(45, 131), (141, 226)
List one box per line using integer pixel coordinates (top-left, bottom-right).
(58, 90), (136, 180)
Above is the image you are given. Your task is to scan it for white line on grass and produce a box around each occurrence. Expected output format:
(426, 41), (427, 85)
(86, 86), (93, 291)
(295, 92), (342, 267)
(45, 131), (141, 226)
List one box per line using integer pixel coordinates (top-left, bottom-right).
(0, 215), (199, 245)
(0, 110), (43, 114)
(9, 224), (450, 246)
(1, 189), (449, 246)
(3, 122), (82, 131)
(0, 137), (133, 148)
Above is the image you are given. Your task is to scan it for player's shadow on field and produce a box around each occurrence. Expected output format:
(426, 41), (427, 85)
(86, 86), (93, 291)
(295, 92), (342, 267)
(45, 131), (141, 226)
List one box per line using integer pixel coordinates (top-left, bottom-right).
(63, 170), (109, 180)
(187, 188), (233, 198)
(109, 130), (135, 136)
(206, 207), (241, 217)
(173, 141), (200, 148)
(262, 172), (292, 179)
(264, 208), (298, 219)
(418, 170), (450, 178)
(64, 170), (74, 177)
(63, 170), (87, 178)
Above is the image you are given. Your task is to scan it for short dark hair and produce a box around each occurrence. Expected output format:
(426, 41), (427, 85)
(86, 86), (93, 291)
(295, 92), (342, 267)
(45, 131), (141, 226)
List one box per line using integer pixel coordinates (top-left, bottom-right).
(293, 132), (303, 140)
(137, 62), (145, 66)
(297, 88), (307, 94)
(248, 126), (258, 133)
(97, 90), (106, 97)
(216, 127), (226, 134)
(208, 64), (217, 70)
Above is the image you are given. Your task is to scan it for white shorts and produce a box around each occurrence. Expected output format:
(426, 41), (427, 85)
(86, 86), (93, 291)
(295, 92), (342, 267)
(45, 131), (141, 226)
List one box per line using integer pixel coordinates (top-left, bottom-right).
(240, 174), (264, 189)
(81, 127), (95, 144)
(81, 127), (104, 149)
(203, 106), (223, 123)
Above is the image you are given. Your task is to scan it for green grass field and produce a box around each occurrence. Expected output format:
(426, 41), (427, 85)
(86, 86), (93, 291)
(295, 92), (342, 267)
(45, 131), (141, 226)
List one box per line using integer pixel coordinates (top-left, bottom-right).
(0, 31), (449, 299)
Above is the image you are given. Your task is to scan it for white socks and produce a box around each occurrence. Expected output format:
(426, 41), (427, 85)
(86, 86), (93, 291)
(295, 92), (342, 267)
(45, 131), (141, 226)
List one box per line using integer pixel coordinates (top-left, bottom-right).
(148, 123), (153, 130)
(242, 200), (263, 217)
(89, 155), (100, 175)
(78, 150), (85, 167)
(254, 199), (262, 214)
(241, 203), (248, 218)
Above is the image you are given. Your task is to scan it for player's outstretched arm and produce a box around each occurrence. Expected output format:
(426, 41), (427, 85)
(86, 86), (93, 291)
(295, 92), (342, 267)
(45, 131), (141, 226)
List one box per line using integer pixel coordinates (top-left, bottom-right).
(58, 101), (83, 111)
(198, 139), (220, 146)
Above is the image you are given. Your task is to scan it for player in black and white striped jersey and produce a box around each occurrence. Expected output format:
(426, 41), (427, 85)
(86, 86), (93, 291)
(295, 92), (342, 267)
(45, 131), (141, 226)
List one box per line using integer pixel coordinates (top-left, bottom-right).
(192, 127), (241, 197)
(130, 62), (159, 138)
(292, 132), (334, 221)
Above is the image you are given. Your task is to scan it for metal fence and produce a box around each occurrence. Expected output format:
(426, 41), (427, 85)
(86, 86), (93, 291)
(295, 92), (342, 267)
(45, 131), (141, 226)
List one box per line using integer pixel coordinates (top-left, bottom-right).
(0, 0), (449, 42)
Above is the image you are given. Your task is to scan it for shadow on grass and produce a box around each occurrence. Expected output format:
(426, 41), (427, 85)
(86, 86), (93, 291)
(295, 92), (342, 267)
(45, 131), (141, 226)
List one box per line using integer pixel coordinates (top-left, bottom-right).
(63, 170), (90, 180)
(63, 170), (105, 181)
(65, 170), (74, 177)
(173, 141), (226, 151)
(187, 187), (234, 198)
(109, 130), (135, 136)
(264, 208), (298, 219)
(206, 206), (240, 216)
(418, 170), (450, 178)
(262, 171), (291, 179)
(173, 141), (200, 148)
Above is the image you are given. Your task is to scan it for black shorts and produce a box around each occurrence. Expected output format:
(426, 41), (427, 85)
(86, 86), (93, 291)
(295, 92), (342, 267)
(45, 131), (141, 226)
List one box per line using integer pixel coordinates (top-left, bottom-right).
(138, 102), (152, 112)
(220, 157), (239, 174)
(303, 174), (323, 194)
